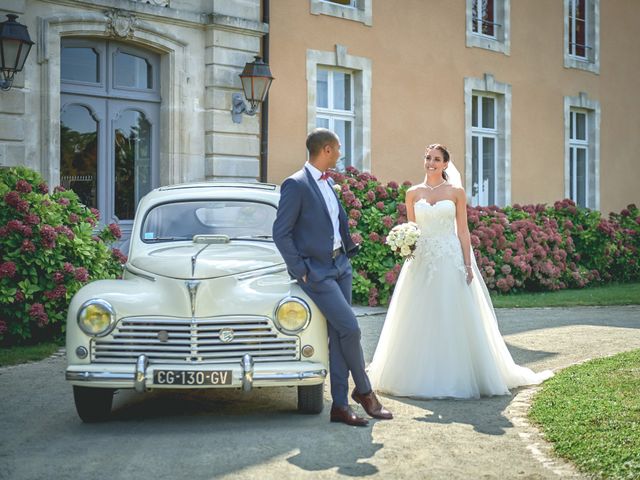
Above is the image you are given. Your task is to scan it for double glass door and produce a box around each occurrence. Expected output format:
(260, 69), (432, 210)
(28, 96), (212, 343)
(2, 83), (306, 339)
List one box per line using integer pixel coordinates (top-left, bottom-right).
(60, 38), (160, 240)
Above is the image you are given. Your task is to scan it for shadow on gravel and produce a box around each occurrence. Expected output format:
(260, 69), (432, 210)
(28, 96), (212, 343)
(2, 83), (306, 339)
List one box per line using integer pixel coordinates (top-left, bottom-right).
(504, 343), (558, 366)
(102, 387), (381, 477)
(391, 395), (515, 436)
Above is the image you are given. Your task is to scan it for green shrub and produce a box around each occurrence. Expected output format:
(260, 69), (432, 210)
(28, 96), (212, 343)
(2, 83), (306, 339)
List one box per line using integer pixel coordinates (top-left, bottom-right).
(0, 167), (126, 345)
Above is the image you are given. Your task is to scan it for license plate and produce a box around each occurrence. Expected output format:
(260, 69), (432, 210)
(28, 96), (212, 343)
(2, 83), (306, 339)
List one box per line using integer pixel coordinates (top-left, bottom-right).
(153, 370), (232, 386)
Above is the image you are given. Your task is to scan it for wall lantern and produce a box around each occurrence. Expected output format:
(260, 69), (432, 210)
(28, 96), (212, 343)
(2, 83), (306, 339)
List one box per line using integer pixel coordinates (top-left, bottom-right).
(0, 14), (34, 91)
(231, 56), (274, 124)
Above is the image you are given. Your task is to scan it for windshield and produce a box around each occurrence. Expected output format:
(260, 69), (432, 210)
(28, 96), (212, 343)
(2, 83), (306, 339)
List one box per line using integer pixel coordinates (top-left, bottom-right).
(141, 200), (277, 242)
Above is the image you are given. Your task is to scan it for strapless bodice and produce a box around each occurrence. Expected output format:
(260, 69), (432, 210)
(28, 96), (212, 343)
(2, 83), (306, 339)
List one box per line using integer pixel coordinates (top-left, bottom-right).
(412, 199), (464, 278)
(414, 199), (457, 238)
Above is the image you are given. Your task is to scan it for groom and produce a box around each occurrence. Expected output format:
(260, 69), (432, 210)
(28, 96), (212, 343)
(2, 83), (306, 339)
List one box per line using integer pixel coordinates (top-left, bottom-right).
(273, 128), (393, 426)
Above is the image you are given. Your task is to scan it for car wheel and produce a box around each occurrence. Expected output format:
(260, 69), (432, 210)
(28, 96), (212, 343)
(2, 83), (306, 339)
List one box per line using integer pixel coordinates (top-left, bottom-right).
(73, 386), (114, 423)
(297, 383), (324, 414)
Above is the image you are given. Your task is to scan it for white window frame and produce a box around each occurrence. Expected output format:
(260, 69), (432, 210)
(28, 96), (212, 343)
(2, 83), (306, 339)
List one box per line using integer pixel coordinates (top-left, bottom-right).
(316, 68), (356, 172)
(569, 110), (589, 208)
(564, 0), (600, 74)
(564, 93), (600, 209)
(307, 45), (372, 172)
(466, 0), (510, 55)
(471, 94), (499, 206)
(464, 74), (511, 207)
(310, 0), (372, 26)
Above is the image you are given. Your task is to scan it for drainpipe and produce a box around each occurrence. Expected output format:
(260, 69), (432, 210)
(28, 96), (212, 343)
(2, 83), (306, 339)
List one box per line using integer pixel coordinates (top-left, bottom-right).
(259, 0), (270, 183)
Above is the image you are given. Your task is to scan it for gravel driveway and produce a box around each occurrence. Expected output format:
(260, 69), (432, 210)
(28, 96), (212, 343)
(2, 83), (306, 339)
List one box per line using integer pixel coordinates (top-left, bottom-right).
(1, 306), (639, 480)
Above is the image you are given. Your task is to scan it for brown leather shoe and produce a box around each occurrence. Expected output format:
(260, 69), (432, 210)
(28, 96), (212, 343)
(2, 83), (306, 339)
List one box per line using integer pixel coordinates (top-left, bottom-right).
(330, 405), (369, 427)
(351, 389), (393, 420)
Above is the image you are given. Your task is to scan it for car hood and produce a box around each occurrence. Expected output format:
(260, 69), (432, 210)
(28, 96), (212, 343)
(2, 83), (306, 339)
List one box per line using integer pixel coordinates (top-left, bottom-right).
(130, 243), (285, 279)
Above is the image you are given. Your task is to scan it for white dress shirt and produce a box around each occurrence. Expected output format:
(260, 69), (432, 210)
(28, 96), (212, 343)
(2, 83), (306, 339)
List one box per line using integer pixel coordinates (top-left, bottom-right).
(305, 162), (343, 251)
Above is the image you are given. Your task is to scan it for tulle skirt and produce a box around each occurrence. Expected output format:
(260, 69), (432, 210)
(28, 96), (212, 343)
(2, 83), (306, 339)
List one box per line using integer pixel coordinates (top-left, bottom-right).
(367, 249), (553, 399)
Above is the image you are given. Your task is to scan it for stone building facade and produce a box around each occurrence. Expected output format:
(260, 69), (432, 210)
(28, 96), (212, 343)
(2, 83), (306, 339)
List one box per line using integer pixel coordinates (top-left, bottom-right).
(0, 0), (266, 237)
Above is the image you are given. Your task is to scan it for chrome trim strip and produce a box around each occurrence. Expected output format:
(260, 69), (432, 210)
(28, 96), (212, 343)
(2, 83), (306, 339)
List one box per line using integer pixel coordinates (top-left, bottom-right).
(134, 354), (149, 392)
(241, 353), (254, 392)
(124, 264), (156, 282)
(185, 280), (200, 318)
(236, 264), (287, 281)
(65, 367), (326, 384)
(66, 371), (134, 382)
(254, 369), (327, 382)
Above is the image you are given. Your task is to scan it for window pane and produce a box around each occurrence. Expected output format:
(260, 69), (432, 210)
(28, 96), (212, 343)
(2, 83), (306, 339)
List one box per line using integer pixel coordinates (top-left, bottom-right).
(574, 19), (586, 57)
(115, 51), (152, 89)
(482, 96), (495, 129)
(142, 201), (276, 241)
(472, 95), (479, 128)
(570, 147), (575, 200)
(60, 105), (98, 209)
(482, 0), (495, 37)
(472, 0), (479, 32)
(317, 69), (329, 109)
(333, 119), (352, 170)
(483, 137), (496, 205)
(114, 110), (152, 220)
(471, 135), (479, 202)
(316, 117), (330, 129)
(332, 72), (352, 111)
(61, 47), (99, 83)
(576, 148), (587, 207)
(575, 112), (587, 140)
(576, 0), (586, 20)
(570, 112), (574, 139)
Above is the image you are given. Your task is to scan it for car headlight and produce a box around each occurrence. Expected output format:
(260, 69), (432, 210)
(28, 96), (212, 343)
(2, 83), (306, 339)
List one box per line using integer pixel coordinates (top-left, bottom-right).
(77, 299), (116, 336)
(274, 297), (311, 334)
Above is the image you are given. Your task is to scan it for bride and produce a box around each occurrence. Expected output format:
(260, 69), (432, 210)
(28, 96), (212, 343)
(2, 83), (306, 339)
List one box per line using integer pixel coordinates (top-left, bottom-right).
(367, 144), (553, 399)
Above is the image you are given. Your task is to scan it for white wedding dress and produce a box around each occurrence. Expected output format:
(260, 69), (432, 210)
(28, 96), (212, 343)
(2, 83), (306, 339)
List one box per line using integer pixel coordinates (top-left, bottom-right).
(368, 199), (553, 399)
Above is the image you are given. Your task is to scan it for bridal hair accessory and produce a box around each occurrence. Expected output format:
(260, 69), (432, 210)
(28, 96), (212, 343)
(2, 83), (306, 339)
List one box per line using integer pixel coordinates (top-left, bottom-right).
(386, 222), (421, 259)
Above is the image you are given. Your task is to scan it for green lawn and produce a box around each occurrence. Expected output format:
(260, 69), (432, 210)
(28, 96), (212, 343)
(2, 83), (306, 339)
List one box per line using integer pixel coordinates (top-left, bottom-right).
(491, 282), (640, 308)
(0, 342), (62, 367)
(529, 349), (640, 479)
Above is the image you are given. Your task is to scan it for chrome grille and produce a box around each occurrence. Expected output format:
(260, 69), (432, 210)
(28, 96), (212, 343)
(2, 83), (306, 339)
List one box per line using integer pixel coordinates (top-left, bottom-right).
(92, 316), (299, 364)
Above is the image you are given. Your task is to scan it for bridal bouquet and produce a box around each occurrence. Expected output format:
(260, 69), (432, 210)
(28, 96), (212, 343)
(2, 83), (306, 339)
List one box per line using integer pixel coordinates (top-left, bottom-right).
(386, 222), (421, 259)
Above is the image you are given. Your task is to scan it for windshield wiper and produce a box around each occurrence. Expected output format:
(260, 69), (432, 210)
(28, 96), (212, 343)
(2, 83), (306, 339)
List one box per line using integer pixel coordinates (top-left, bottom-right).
(145, 236), (191, 242)
(229, 235), (273, 242)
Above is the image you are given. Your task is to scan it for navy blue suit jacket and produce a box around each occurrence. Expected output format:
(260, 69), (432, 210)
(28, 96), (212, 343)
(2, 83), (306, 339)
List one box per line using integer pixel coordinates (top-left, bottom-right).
(273, 167), (359, 282)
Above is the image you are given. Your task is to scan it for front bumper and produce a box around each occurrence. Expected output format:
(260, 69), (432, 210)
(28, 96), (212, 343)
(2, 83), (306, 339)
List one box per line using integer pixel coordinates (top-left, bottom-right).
(66, 354), (327, 391)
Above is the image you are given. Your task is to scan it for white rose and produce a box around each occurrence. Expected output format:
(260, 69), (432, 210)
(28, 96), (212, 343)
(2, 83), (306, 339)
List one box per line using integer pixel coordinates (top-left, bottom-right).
(400, 245), (411, 256)
(333, 184), (342, 193)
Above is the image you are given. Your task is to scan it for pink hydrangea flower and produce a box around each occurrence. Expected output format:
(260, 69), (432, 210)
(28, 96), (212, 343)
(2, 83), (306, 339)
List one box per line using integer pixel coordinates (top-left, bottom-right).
(21, 239), (36, 253)
(15, 179), (32, 193)
(0, 261), (17, 278)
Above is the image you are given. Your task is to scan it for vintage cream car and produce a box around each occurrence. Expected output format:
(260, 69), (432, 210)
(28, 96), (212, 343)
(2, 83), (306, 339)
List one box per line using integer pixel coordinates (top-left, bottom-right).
(66, 183), (328, 422)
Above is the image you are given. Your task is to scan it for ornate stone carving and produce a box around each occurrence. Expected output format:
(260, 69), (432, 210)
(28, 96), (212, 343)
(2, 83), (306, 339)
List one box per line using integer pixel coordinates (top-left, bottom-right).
(105, 10), (139, 39)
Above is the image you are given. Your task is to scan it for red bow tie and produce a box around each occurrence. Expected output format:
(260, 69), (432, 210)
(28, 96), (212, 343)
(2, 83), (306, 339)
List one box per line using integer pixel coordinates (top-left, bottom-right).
(319, 171), (330, 181)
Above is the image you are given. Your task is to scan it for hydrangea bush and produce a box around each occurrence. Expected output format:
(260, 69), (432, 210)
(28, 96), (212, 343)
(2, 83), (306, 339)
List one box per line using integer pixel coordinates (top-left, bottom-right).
(329, 167), (640, 305)
(0, 167), (127, 345)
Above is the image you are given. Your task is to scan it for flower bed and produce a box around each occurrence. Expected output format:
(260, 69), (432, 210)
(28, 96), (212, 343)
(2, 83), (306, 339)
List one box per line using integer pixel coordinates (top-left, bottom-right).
(0, 167), (126, 345)
(330, 167), (640, 305)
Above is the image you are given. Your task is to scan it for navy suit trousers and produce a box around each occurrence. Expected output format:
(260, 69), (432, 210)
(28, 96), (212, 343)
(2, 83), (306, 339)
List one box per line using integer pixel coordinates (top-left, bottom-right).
(298, 253), (371, 407)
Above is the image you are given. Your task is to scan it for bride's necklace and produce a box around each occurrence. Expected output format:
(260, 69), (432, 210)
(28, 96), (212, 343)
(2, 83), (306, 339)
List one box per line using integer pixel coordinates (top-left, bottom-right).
(423, 179), (447, 191)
